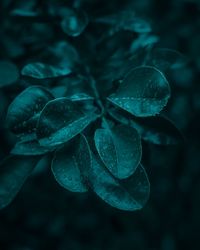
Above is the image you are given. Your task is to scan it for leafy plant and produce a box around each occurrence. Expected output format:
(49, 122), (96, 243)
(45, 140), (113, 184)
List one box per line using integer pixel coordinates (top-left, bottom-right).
(0, 0), (184, 211)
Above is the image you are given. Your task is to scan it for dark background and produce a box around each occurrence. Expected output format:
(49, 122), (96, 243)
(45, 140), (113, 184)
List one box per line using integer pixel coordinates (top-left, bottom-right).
(0, 0), (200, 249)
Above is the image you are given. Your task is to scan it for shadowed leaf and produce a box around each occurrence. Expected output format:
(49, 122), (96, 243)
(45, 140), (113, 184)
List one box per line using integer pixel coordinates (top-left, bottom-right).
(51, 139), (88, 192)
(6, 86), (53, 139)
(21, 62), (71, 79)
(0, 61), (19, 87)
(77, 135), (150, 211)
(11, 140), (52, 155)
(0, 155), (39, 209)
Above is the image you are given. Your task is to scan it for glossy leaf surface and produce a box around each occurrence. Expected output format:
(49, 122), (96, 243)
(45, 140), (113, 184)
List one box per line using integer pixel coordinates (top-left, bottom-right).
(6, 86), (53, 138)
(37, 98), (97, 147)
(108, 66), (170, 117)
(77, 135), (150, 211)
(52, 141), (88, 192)
(94, 124), (141, 179)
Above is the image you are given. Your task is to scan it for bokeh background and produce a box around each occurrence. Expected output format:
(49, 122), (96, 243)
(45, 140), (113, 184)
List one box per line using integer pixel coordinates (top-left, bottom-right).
(0, 0), (199, 249)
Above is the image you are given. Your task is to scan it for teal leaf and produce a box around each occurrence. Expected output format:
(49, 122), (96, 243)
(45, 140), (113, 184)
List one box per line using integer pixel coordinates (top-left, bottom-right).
(95, 11), (151, 34)
(6, 86), (53, 138)
(48, 41), (79, 70)
(77, 135), (150, 211)
(0, 155), (39, 209)
(11, 140), (52, 155)
(108, 66), (170, 117)
(37, 98), (97, 147)
(94, 124), (142, 179)
(130, 115), (184, 145)
(0, 60), (19, 87)
(61, 8), (89, 37)
(70, 93), (94, 102)
(108, 108), (183, 145)
(51, 140), (88, 193)
(21, 62), (71, 79)
(149, 48), (189, 72)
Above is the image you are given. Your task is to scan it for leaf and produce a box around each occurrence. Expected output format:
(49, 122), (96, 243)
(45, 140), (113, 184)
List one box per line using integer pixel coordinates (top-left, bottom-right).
(0, 155), (39, 209)
(70, 93), (94, 102)
(51, 140), (88, 193)
(6, 86), (53, 139)
(95, 11), (151, 34)
(94, 124), (141, 179)
(130, 115), (184, 145)
(108, 66), (170, 117)
(11, 140), (52, 155)
(0, 60), (19, 87)
(60, 8), (89, 37)
(108, 108), (183, 145)
(77, 135), (150, 211)
(48, 41), (79, 70)
(149, 48), (188, 72)
(21, 62), (71, 79)
(37, 98), (97, 147)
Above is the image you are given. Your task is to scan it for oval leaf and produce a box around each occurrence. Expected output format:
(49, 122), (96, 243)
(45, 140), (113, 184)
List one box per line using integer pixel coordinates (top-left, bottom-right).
(6, 86), (53, 138)
(21, 62), (71, 79)
(77, 135), (150, 211)
(51, 140), (88, 193)
(108, 66), (170, 117)
(0, 60), (19, 87)
(37, 98), (97, 147)
(0, 155), (39, 209)
(94, 124), (142, 179)
(61, 8), (88, 37)
(11, 140), (52, 155)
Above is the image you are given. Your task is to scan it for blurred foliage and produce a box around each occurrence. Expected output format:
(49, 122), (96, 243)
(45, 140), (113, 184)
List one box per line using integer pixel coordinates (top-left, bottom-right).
(0, 0), (199, 249)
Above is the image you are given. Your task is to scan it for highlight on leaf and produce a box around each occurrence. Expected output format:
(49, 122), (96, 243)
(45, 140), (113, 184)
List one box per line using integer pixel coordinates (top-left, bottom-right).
(76, 135), (150, 211)
(51, 139), (88, 193)
(6, 86), (54, 140)
(21, 62), (71, 79)
(108, 66), (171, 117)
(36, 97), (98, 147)
(94, 124), (142, 179)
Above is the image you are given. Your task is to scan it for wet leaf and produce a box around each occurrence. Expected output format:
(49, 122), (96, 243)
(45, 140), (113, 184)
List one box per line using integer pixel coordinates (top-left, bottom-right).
(0, 61), (19, 87)
(108, 66), (170, 117)
(37, 98), (97, 147)
(94, 124), (141, 179)
(11, 140), (52, 155)
(21, 62), (71, 79)
(6, 86), (53, 138)
(77, 135), (150, 211)
(0, 155), (39, 209)
(51, 140), (88, 193)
